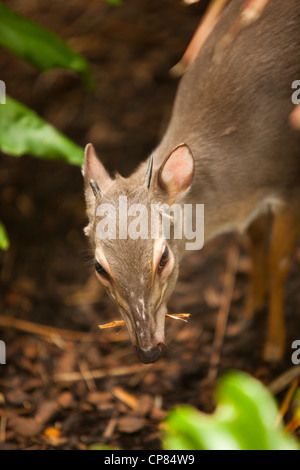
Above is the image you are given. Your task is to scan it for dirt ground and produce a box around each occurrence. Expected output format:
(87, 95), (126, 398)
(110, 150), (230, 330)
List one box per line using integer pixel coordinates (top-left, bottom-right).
(1, 0), (300, 450)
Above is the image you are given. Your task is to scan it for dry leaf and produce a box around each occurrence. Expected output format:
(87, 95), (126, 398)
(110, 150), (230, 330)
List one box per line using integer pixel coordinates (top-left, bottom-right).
(57, 391), (74, 409)
(35, 400), (58, 424)
(117, 416), (146, 434)
(10, 417), (43, 438)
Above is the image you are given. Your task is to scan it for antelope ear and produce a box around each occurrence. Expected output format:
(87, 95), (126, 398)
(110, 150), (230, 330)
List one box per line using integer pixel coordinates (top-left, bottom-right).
(82, 143), (111, 187)
(82, 144), (112, 235)
(158, 144), (194, 202)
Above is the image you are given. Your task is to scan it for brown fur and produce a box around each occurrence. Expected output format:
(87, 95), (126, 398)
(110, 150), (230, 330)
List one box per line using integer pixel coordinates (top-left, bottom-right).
(84, 0), (300, 362)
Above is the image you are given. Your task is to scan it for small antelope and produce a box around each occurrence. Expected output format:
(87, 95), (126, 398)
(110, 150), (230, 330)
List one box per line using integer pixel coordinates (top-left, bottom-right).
(83, 0), (300, 363)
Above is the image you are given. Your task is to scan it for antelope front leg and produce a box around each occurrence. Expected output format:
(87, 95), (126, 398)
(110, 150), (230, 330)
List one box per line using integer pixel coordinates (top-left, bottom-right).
(264, 206), (300, 362)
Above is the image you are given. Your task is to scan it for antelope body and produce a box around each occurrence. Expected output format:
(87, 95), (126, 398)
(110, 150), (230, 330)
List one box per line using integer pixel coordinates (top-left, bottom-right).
(83, 0), (300, 363)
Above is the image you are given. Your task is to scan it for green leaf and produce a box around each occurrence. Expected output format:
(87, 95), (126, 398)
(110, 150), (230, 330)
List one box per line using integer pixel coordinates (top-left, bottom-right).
(163, 371), (298, 451)
(0, 2), (91, 87)
(0, 96), (84, 165)
(0, 221), (9, 251)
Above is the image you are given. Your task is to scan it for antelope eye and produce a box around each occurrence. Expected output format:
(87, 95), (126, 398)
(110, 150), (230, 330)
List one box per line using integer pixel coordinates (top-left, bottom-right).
(95, 261), (110, 280)
(158, 246), (169, 271)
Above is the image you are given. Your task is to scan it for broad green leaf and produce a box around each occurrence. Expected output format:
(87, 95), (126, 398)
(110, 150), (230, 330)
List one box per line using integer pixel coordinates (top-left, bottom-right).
(0, 221), (9, 251)
(163, 371), (298, 451)
(0, 2), (91, 86)
(0, 96), (84, 165)
(163, 405), (240, 450)
(215, 371), (282, 450)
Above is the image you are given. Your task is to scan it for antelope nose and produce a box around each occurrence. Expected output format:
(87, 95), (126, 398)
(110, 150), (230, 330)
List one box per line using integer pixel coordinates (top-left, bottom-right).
(136, 343), (165, 364)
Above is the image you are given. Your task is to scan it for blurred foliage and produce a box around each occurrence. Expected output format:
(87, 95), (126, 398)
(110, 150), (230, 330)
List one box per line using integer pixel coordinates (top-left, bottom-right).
(2, 96), (84, 164)
(285, 387), (300, 434)
(0, 1), (92, 248)
(162, 371), (298, 450)
(0, 1), (90, 164)
(0, 221), (9, 251)
(0, 2), (91, 86)
(88, 444), (118, 450)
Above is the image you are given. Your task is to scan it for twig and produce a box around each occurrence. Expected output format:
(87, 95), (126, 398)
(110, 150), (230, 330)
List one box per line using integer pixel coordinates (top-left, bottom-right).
(53, 362), (163, 383)
(98, 320), (125, 329)
(285, 417), (300, 434)
(103, 411), (118, 440)
(275, 378), (299, 427)
(0, 315), (95, 342)
(98, 313), (190, 330)
(166, 313), (190, 323)
(208, 244), (240, 380)
(112, 386), (139, 410)
(268, 365), (300, 395)
(79, 360), (97, 391)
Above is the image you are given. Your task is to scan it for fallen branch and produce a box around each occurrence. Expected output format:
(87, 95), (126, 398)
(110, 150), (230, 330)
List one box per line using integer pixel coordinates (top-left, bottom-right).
(268, 365), (300, 395)
(275, 378), (299, 427)
(53, 363), (163, 383)
(0, 314), (95, 342)
(112, 386), (139, 410)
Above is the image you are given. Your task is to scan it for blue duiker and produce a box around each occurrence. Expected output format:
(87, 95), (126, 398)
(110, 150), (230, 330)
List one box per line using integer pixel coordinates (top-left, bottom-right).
(83, 0), (300, 363)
